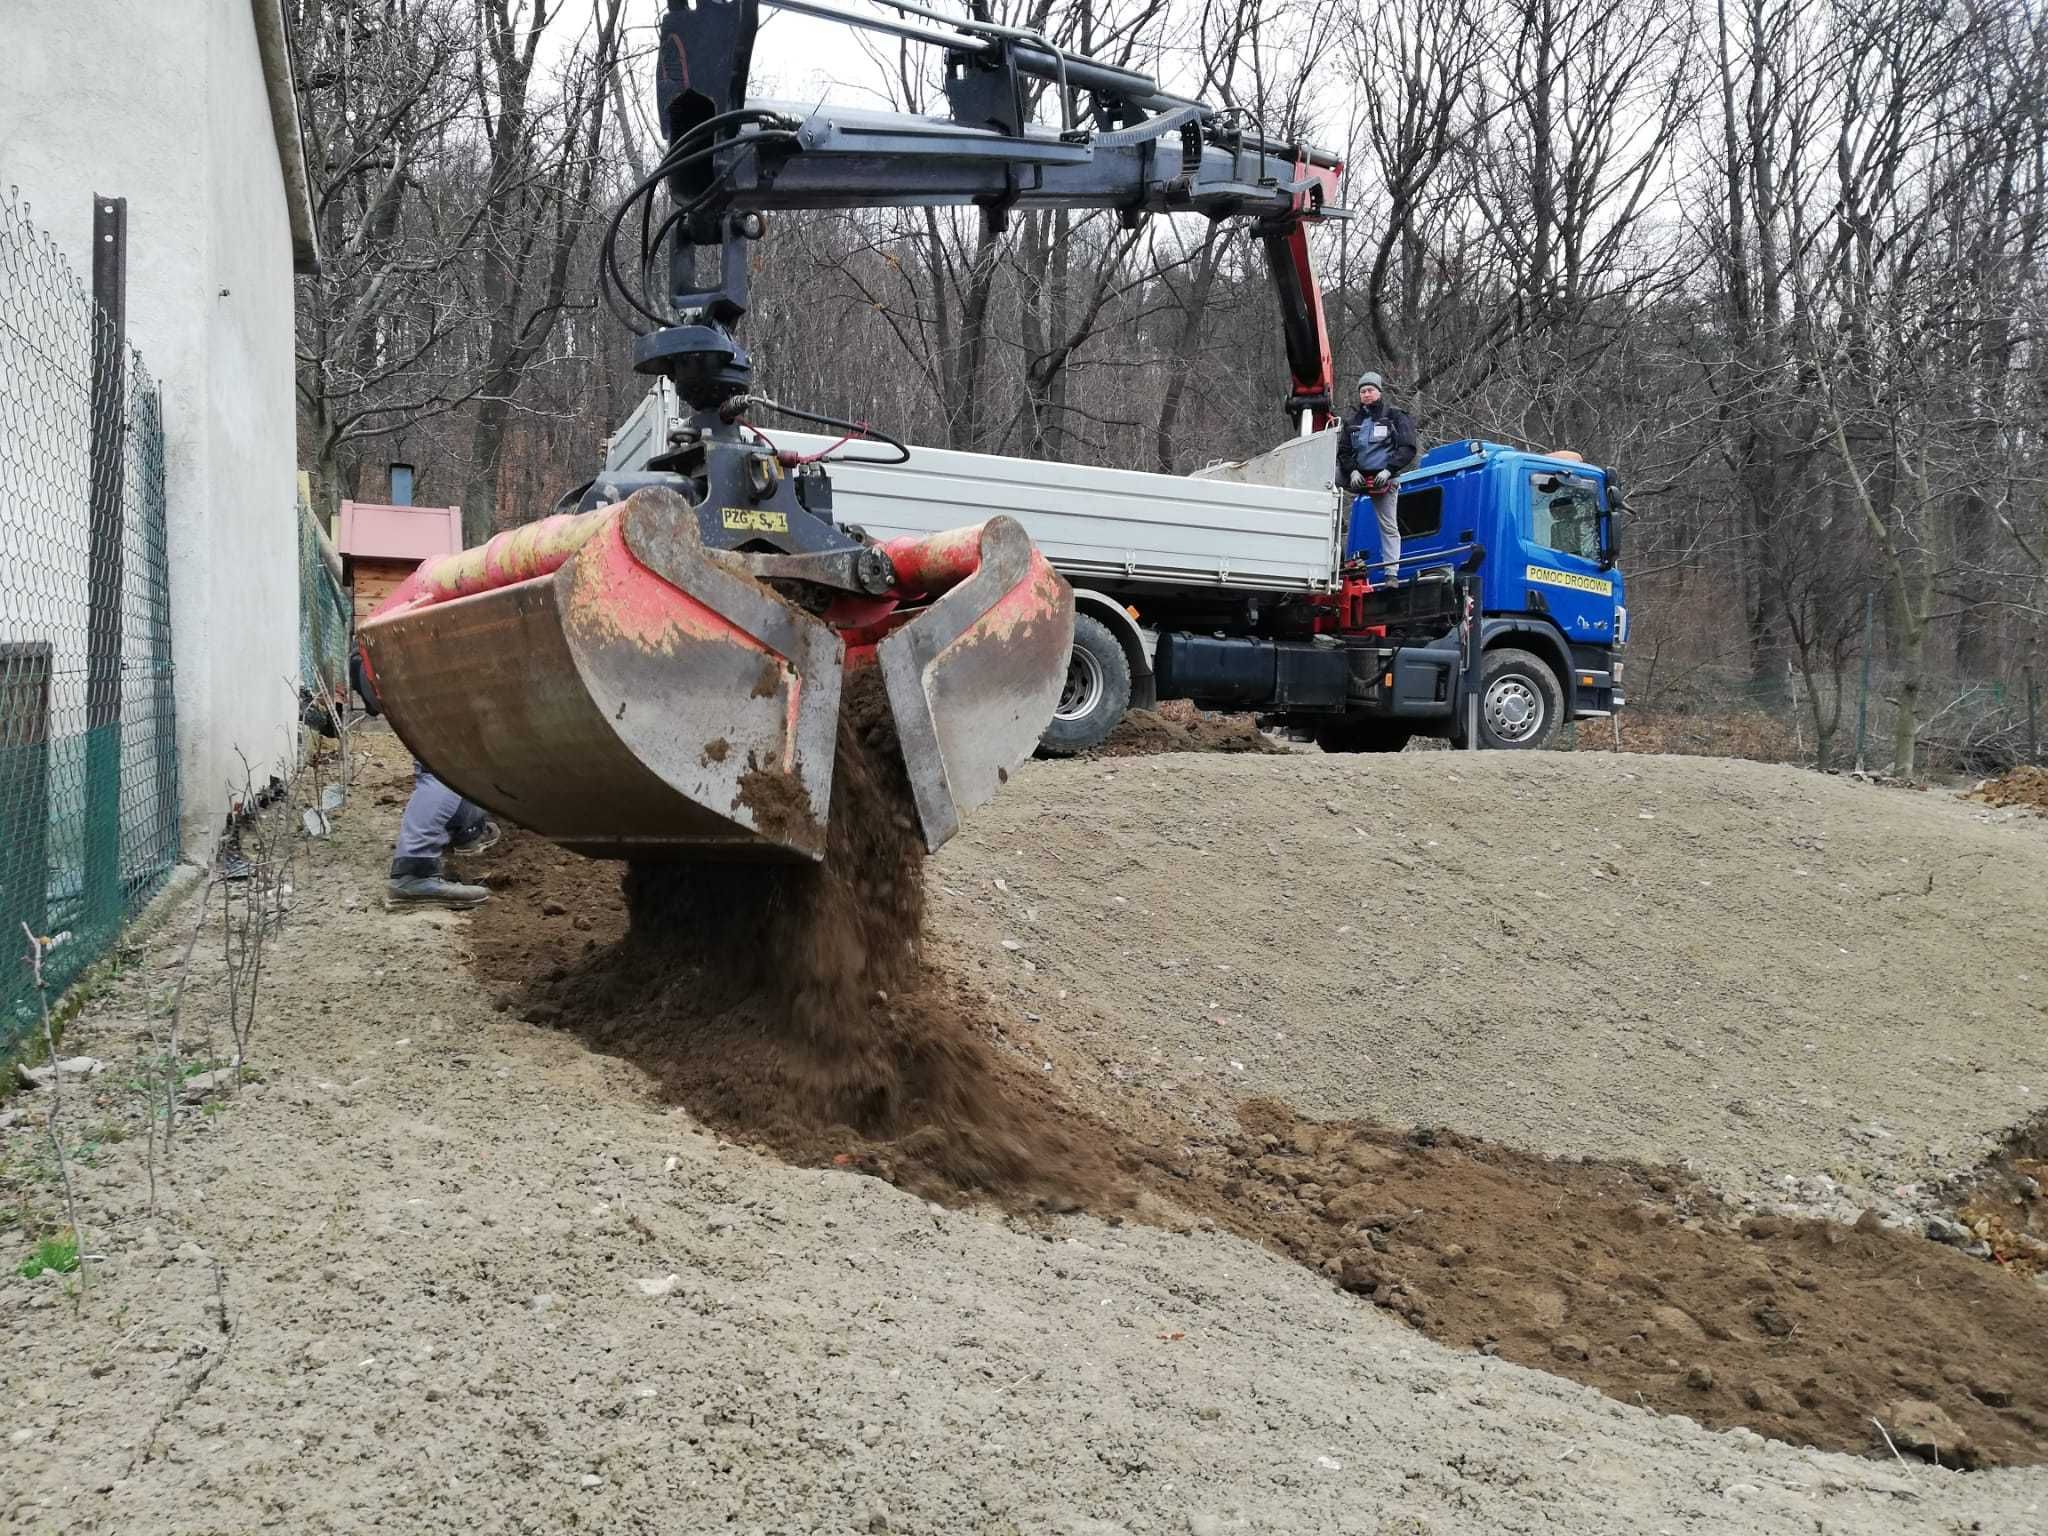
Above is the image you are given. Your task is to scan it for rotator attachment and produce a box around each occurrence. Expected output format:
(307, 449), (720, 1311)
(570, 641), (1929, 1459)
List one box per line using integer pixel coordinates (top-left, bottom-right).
(357, 488), (1072, 863)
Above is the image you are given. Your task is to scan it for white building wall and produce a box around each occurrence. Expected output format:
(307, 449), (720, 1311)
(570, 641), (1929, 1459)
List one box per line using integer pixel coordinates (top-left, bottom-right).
(1, 0), (301, 852)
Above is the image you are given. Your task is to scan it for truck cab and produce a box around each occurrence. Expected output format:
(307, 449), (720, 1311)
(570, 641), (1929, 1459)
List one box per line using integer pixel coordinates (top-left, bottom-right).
(1347, 440), (1628, 740)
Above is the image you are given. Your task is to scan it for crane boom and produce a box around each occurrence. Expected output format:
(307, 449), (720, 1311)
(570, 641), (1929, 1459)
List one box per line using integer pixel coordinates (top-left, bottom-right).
(612, 0), (1343, 429)
(356, 0), (1350, 876)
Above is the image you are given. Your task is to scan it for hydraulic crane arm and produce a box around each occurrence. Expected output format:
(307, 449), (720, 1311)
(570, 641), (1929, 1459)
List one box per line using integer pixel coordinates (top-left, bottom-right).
(356, 0), (1349, 874)
(1261, 208), (1336, 434)
(609, 0), (1343, 429)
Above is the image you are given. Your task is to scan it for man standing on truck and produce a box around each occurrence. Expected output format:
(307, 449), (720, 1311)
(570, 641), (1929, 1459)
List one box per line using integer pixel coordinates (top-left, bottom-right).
(1335, 372), (1418, 585)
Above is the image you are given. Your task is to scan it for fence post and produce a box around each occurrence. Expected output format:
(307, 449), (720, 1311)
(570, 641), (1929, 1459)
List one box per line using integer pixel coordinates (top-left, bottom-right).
(1853, 590), (1874, 773)
(84, 194), (129, 943)
(2028, 664), (2040, 767)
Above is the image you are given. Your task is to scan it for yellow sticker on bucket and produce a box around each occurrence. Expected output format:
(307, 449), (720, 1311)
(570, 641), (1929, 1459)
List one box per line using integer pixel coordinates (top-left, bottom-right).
(721, 507), (789, 534)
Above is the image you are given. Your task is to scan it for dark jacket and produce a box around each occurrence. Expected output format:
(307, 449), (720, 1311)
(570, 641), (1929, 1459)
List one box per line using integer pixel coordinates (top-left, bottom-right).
(1335, 400), (1418, 486)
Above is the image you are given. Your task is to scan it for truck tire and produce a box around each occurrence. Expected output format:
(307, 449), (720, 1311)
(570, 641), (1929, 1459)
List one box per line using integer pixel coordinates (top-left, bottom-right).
(1476, 647), (1563, 750)
(1038, 613), (1133, 756)
(1314, 718), (1411, 754)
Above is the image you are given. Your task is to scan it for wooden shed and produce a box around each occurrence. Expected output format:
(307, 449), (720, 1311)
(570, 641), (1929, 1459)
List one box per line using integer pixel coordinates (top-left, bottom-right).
(335, 500), (464, 627)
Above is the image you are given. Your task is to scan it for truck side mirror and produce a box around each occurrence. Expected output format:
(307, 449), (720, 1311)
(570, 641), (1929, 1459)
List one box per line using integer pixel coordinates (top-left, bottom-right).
(1601, 482), (1628, 570)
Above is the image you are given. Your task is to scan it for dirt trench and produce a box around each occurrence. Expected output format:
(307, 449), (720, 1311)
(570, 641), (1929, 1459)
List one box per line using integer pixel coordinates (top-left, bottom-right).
(465, 714), (2048, 1470)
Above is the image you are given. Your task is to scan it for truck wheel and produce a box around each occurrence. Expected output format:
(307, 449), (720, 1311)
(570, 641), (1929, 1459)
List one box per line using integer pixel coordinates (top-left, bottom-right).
(1038, 614), (1133, 756)
(1477, 648), (1563, 749)
(1314, 718), (1412, 754)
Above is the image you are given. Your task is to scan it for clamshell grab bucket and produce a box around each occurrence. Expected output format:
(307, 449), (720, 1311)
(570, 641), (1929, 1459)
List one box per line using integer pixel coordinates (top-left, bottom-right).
(357, 487), (1072, 862)
(875, 520), (1073, 850)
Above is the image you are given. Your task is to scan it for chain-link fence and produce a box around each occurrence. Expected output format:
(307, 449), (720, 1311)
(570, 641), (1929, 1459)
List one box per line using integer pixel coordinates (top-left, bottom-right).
(1, 190), (178, 1053)
(298, 476), (349, 704)
(1562, 653), (2043, 777)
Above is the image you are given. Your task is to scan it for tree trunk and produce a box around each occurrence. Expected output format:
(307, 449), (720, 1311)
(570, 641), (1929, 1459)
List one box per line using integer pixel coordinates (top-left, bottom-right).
(1153, 225), (1226, 472)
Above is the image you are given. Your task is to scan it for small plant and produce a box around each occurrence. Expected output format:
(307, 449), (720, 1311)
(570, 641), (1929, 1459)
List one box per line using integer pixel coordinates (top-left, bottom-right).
(18, 1230), (78, 1279)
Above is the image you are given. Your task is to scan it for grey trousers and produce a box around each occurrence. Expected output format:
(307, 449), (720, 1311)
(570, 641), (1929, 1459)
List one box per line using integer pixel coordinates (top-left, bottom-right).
(1371, 489), (1401, 579)
(391, 760), (488, 877)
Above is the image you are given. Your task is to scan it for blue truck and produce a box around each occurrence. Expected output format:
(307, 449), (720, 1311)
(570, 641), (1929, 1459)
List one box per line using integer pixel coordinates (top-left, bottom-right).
(1116, 434), (1630, 753)
(604, 389), (1627, 753)
(1280, 438), (1632, 751)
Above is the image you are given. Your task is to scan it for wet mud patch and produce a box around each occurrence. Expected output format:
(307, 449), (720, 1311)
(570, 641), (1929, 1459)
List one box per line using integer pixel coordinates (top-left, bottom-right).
(1145, 1101), (2048, 1468)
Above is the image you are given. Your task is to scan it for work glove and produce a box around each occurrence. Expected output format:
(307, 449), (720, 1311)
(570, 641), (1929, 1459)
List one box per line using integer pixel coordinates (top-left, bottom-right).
(1370, 471), (1393, 493)
(1346, 470), (1366, 492)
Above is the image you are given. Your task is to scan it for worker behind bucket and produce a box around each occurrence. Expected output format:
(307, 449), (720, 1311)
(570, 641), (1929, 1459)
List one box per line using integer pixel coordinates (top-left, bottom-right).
(351, 645), (502, 911)
(1335, 372), (1418, 586)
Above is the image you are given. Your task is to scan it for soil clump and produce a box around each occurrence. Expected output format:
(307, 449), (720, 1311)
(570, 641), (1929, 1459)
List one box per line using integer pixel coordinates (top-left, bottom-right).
(1088, 705), (1285, 758)
(1948, 1111), (2048, 1277)
(468, 670), (1125, 1210)
(1970, 764), (2048, 813)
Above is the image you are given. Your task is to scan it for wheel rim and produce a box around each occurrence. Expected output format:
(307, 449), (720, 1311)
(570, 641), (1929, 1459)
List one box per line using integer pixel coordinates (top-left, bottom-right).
(1055, 646), (1106, 721)
(1484, 674), (1544, 743)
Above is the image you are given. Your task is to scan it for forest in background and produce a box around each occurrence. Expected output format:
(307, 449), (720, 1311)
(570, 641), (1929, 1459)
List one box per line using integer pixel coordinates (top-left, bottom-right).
(291, 0), (2048, 773)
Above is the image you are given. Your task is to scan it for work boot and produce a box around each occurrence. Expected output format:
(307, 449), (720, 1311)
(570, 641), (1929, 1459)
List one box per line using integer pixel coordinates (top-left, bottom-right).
(450, 820), (502, 856)
(384, 873), (491, 911)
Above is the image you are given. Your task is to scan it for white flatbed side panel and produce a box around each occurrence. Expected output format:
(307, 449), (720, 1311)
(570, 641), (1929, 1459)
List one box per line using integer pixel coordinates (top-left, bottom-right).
(1190, 429), (1344, 493)
(604, 387), (1340, 594)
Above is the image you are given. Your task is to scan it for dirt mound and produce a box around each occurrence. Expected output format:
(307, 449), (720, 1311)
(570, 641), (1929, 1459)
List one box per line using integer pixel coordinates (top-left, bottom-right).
(1971, 764), (2048, 813)
(468, 673), (1126, 1211)
(929, 749), (2048, 1204)
(463, 730), (2048, 1467)
(1089, 706), (1285, 757)
(1149, 1101), (2048, 1468)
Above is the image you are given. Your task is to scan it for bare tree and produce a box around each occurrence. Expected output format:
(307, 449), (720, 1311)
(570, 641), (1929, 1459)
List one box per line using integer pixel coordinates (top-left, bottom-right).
(292, 0), (476, 519)
(461, 0), (627, 542)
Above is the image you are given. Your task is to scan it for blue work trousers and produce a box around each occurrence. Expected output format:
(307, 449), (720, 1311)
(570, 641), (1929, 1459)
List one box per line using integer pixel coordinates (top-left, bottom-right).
(391, 761), (488, 878)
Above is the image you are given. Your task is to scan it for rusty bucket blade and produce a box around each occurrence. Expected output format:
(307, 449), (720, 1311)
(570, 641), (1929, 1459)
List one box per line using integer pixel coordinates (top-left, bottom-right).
(876, 517), (1075, 852)
(358, 487), (842, 863)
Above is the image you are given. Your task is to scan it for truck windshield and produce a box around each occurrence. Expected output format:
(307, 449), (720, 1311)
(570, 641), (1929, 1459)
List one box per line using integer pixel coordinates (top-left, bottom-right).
(1528, 475), (1603, 561)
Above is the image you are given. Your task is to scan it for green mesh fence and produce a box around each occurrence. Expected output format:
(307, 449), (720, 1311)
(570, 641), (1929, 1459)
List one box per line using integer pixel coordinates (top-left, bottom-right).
(0, 190), (178, 1052)
(1555, 658), (2036, 774)
(298, 485), (349, 702)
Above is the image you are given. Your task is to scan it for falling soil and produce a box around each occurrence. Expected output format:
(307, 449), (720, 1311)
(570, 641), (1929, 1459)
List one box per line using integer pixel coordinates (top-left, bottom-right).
(1970, 763), (2048, 813)
(1145, 1101), (2048, 1469)
(1087, 705), (1286, 758)
(467, 669), (1126, 1210)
